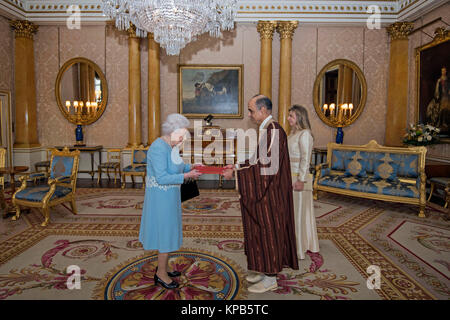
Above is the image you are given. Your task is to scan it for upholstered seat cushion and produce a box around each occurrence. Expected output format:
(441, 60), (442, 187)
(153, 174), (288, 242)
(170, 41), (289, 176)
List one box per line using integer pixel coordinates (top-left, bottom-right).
(29, 172), (47, 179)
(123, 165), (146, 172)
(15, 185), (72, 202)
(318, 174), (419, 198)
(99, 162), (120, 169)
(429, 177), (450, 186)
(330, 150), (352, 170)
(374, 159), (399, 182)
(344, 156), (368, 178)
(35, 160), (50, 167)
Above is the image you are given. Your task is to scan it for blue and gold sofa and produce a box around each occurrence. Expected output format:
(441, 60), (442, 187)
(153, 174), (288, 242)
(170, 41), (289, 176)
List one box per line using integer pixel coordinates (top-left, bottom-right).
(313, 140), (427, 217)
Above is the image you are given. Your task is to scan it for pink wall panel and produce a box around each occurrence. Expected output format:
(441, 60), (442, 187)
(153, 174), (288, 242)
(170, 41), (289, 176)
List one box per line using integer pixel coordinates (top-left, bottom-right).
(0, 16), (13, 93)
(35, 25), (72, 146)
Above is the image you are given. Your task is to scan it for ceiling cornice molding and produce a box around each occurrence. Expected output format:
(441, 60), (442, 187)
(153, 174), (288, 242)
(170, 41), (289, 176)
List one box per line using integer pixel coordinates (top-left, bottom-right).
(0, 0), (446, 26)
(397, 0), (449, 21)
(0, 0), (26, 19)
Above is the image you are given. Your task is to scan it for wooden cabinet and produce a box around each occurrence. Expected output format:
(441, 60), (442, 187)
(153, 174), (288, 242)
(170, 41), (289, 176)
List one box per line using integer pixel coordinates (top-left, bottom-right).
(180, 126), (237, 166)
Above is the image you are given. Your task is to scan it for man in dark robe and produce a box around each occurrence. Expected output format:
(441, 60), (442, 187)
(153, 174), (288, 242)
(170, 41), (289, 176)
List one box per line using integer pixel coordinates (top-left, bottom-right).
(223, 94), (299, 293)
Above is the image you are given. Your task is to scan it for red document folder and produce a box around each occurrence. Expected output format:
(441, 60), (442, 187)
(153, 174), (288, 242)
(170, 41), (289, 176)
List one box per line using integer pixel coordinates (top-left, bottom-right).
(196, 165), (226, 175)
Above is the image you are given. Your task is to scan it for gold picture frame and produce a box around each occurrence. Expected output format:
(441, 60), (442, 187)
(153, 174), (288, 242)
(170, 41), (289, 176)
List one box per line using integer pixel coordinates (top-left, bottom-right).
(178, 64), (243, 119)
(0, 90), (13, 167)
(415, 27), (450, 143)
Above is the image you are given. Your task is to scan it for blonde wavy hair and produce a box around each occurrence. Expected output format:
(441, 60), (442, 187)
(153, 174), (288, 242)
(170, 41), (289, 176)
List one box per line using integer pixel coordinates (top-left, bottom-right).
(289, 105), (313, 136)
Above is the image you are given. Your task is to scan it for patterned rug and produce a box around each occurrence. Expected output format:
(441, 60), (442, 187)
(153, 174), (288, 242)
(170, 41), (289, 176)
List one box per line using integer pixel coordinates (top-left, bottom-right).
(0, 188), (448, 300)
(68, 188), (339, 218)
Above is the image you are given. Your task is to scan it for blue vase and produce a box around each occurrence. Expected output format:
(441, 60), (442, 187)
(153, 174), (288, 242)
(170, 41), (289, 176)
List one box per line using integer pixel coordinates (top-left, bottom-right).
(75, 125), (83, 144)
(336, 127), (344, 144)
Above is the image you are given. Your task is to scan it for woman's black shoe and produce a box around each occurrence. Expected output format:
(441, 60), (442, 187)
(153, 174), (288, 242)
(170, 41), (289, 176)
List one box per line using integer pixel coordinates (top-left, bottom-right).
(167, 270), (181, 277)
(155, 267), (181, 278)
(154, 273), (179, 289)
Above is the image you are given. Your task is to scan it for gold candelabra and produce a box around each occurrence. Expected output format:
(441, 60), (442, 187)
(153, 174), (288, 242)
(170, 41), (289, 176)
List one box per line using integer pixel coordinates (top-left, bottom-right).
(322, 102), (354, 127)
(65, 99), (100, 125)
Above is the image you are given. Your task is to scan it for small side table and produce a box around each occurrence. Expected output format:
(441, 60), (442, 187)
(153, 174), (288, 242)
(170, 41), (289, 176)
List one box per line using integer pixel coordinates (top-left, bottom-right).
(313, 147), (327, 166)
(0, 166), (29, 218)
(312, 146), (327, 174)
(425, 160), (450, 210)
(428, 177), (450, 209)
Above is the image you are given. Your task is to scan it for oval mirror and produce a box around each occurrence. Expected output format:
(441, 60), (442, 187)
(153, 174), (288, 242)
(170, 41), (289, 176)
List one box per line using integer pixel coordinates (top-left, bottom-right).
(55, 57), (108, 125)
(313, 59), (367, 128)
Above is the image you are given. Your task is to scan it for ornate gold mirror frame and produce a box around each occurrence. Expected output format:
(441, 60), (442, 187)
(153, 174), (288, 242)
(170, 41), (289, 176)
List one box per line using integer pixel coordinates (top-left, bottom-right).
(313, 59), (367, 128)
(55, 57), (108, 125)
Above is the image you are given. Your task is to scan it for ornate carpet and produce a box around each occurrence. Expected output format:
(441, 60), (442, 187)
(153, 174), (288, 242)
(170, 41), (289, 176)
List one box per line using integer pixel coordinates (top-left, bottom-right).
(0, 188), (448, 300)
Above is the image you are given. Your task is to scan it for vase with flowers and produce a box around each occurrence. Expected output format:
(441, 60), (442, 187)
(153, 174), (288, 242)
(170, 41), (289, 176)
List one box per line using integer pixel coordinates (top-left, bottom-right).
(403, 123), (440, 146)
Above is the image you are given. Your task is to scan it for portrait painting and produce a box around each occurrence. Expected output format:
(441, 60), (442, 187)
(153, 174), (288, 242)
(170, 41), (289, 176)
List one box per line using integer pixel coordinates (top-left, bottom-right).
(178, 65), (243, 118)
(416, 30), (450, 141)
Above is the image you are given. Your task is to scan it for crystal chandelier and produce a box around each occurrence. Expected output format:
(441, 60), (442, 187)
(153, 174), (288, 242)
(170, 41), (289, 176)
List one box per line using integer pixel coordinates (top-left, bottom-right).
(101, 0), (237, 55)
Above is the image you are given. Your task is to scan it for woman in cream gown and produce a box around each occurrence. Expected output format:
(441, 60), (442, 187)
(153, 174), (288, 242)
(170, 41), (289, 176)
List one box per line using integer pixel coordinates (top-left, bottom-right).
(287, 105), (320, 260)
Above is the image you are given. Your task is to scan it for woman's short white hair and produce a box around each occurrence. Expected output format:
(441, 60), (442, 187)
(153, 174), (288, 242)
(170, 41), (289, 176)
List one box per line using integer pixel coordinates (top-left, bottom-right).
(161, 113), (190, 135)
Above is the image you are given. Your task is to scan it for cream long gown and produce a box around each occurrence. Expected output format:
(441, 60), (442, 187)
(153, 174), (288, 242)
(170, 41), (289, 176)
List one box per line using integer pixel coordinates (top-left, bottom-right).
(288, 129), (320, 260)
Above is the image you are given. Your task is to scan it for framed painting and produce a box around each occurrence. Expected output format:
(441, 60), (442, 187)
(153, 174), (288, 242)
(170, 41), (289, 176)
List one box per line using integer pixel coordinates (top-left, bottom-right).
(415, 28), (450, 142)
(178, 64), (243, 119)
(0, 90), (13, 168)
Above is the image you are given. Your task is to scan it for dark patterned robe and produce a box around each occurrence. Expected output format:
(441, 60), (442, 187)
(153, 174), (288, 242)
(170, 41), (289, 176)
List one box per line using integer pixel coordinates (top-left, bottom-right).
(236, 119), (299, 274)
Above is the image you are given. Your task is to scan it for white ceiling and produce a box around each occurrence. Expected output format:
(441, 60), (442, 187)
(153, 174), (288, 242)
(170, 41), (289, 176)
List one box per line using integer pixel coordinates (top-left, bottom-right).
(0, 0), (447, 25)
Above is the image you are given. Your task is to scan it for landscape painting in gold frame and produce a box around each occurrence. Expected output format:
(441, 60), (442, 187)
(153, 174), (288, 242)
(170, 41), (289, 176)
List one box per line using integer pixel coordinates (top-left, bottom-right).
(178, 64), (243, 119)
(415, 28), (450, 142)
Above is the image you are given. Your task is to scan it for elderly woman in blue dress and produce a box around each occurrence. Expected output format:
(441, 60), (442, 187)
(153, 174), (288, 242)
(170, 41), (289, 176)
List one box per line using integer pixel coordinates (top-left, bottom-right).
(139, 113), (202, 289)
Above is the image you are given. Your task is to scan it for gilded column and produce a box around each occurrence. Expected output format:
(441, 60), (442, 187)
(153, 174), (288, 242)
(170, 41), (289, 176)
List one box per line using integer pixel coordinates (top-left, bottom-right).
(257, 21), (277, 99)
(148, 33), (161, 144)
(127, 25), (142, 147)
(10, 20), (40, 148)
(385, 22), (414, 146)
(276, 21), (298, 132)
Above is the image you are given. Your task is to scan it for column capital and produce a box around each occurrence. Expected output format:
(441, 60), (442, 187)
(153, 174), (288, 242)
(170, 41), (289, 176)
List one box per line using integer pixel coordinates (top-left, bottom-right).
(127, 24), (139, 39)
(10, 20), (38, 39)
(148, 32), (154, 40)
(276, 21), (298, 40)
(257, 21), (277, 40)
(386, 22), (414, 41)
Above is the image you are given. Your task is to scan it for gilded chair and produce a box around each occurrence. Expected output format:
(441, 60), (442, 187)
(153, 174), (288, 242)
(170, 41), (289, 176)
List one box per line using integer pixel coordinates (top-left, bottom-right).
(12, 147), (80, 227)
(98, 148), (122, 185)
(121, 145), (148, 189)
(0, 147), (6, 190)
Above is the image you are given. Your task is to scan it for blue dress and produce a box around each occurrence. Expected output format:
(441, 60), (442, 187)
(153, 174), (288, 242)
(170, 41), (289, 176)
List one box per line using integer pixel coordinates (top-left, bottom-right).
(139, 138), (191, 253)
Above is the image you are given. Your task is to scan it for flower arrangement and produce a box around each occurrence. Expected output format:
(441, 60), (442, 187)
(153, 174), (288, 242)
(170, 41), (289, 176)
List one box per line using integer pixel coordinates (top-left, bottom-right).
(403, 123), (440, 146)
